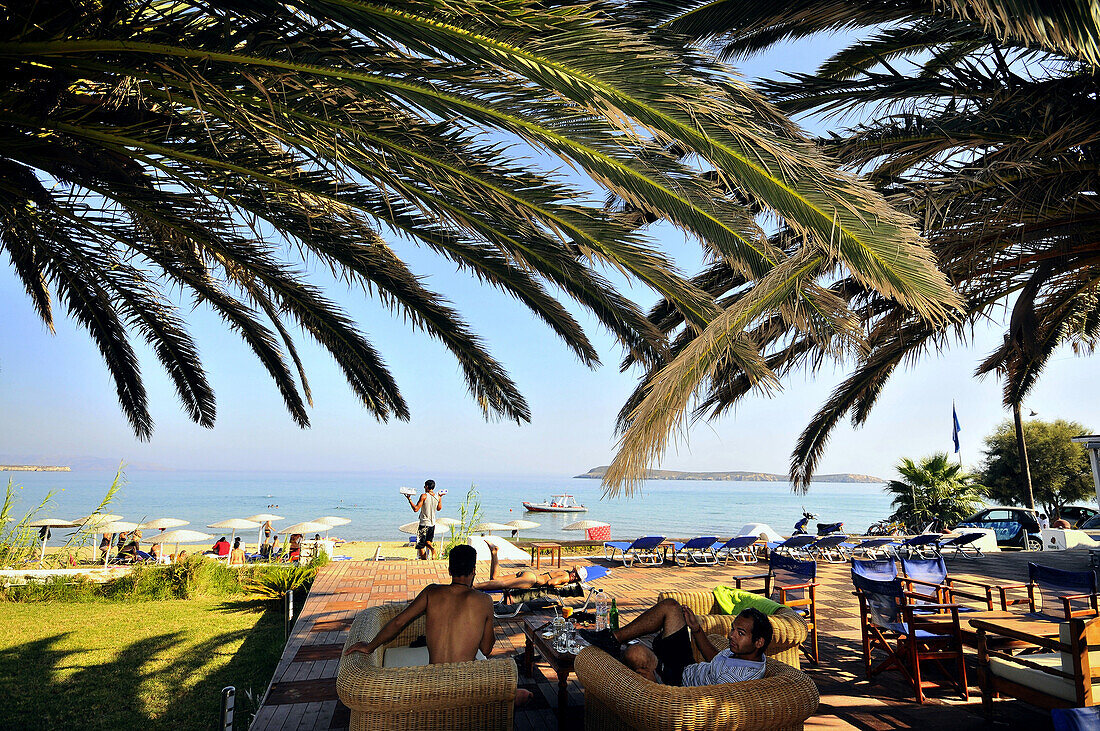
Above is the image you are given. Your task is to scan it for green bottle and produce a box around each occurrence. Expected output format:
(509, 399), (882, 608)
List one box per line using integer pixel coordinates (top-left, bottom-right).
(609, 597), (619, 631)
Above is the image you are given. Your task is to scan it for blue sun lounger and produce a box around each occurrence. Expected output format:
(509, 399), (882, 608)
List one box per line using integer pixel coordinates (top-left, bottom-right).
(714, 535), (759, 564)
(671, 536), (720, 566)
(805, 534), (851, 563)
(604, 535), (666, 566)
(767, 534), (818, 558)
(938, 531), (986, 558)
(891, 533), (943, 559)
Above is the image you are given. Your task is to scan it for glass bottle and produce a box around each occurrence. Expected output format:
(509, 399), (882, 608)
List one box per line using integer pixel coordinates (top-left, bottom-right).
(609, 597), (619, 631)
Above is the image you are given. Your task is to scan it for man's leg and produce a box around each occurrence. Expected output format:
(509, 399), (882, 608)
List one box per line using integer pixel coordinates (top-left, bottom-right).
(613, 598), (687, 644)
(474, 546), (540, 591)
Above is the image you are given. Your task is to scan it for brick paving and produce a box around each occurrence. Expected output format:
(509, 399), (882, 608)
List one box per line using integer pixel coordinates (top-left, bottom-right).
(250, 546), (1097, 730)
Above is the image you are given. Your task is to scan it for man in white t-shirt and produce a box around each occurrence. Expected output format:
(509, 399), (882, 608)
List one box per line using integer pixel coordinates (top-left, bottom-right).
(582, 598), (770, 686)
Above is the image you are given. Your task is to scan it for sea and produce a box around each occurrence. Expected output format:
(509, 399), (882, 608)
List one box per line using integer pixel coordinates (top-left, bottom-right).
(2, 469), (894, 542)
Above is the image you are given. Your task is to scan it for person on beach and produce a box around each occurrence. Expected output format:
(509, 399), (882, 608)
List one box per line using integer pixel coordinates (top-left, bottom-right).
(407, 479), (443, 560)
(342, 544), (532, 705)
(270, 533), (281, 560)
(580, 600), (771, 687)
(473, 543), (584, 601)
(229, 537), (246, 566)
(100, 533), (113, 562)
(209, 536), (231, 557)
(263, 520), (272, 542)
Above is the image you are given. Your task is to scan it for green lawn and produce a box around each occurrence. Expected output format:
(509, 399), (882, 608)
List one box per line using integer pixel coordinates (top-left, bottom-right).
(0, 598), (284, 730)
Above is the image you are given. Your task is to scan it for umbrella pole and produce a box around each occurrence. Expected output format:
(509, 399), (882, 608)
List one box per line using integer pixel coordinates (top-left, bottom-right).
(40, 535), (46, 564)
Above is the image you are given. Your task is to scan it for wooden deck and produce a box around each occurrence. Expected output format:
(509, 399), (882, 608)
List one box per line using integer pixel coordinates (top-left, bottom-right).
(250, 546), (1096, 730)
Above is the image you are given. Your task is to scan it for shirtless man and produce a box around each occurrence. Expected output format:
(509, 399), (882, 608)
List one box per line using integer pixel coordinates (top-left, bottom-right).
(342, 545), (532, 705)
(474, 543), (585, 602)
(343, 544), (493, 663)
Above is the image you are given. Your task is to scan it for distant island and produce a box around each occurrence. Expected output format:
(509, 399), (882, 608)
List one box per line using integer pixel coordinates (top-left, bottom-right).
(0, 465), (70, 472)
(575, 466), (883, 484)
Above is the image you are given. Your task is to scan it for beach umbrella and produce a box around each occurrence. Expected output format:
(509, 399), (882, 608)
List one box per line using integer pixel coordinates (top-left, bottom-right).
(95, 521), (139, 565)
(207, 518), (260, 547)
(246, 513), (283, 550)
(471, 522), (513, 535)
(281, 521), (331, 537)
(27, 518), (76, 563)
(72, 513), (124, 566)
(435, 517), (461, 526)
(563, 518), (616, 529)
(398, 521), (454, 535)
(148, 529), (214, 560)
(313, 516), (351, 540)
(504, 518), (540, 538)
(139, 518), (189, 531)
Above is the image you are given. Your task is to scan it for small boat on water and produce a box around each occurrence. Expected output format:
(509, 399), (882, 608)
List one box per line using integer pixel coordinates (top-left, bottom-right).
(522, 494), (587, 513)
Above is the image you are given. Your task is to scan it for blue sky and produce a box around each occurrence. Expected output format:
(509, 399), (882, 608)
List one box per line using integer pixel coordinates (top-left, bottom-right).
(0, 32), (1094, 483)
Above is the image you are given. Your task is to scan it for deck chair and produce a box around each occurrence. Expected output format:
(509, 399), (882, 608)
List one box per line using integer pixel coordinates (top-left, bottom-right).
(731, 553), (819, 663)
(714, 535), (759, 564)
(672, 536), (720, 566)
(852, 537), (899, 559)
(851, 557), (899, 581)
(999, 563), (1100, 620)
(901, 556), (997, 611)
(891, 533), (943, 559)
(806, 534), (850, 563)
(603, 535), (666, 566)
(769, 534), (817, 558)
(939, 531), (986, 558)
(851, 567), (968, 703)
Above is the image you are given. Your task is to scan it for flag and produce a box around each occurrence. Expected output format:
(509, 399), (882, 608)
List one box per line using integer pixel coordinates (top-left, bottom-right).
(952, 403), (961, 454)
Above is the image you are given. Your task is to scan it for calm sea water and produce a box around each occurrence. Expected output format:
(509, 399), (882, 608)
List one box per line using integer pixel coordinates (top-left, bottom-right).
(2, 469), (894, 542)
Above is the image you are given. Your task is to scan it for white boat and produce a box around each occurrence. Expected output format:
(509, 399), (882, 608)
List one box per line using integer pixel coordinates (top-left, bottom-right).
(522, 494), (587, 513)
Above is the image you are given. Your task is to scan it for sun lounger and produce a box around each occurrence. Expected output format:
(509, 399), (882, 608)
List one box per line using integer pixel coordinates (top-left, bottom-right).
(891, 533), (943, 559)
(805, 534), (850, 563)
(851, 537), (899, 559)
(671, 536), (719, 566)
(603, 535), (666, 566)
(768, 534), (817, 558)
(938, 531), (986, 558)
(713, 535), (759, 564)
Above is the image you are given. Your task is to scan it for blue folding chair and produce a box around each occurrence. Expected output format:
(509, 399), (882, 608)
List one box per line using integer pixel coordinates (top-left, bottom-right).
(731, 552), (819, 662)
(901, 556), (997, 610)
(999, 563), (1100, 620)
(603, 535), (666, 566)
(713, 535), (759, 564)
(671, 536), (720, 566)
(851, 557), (899, 581)
(851, 568), (968, 703)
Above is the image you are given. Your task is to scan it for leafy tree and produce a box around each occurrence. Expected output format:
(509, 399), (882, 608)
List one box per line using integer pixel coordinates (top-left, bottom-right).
(1, 0), (957, 440)
(885, 453), (984, 530)
(980, 419), (1094, 519)
(603, 1), (1100, 492)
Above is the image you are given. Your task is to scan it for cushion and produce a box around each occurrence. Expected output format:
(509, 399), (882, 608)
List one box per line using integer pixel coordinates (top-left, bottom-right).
(383, 646), (486, 667)
(713, 585), (783, 616)
(989, 652), (1075, 702)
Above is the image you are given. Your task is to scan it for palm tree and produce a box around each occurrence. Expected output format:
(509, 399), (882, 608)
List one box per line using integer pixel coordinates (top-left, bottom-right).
(1, 0), (958, 439)
(604, 1), (1100, 492)
(886, 453), (984, 531)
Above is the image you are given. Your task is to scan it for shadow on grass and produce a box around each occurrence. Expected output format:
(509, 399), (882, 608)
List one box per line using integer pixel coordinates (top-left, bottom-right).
(0, 603), (284, 730)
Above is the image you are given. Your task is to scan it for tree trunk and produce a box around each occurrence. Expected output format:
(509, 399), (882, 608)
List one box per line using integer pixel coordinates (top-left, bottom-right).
(1013, 402), (1036, 510)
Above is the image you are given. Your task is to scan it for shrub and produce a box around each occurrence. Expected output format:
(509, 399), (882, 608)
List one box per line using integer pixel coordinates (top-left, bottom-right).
(242, 566), (317, 600)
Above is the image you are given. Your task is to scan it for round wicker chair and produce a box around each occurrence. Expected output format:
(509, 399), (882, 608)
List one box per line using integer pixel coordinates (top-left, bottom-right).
(657, 590), (808, 669)
(336, 602), (518, 731)
(576, 639), (819, 731)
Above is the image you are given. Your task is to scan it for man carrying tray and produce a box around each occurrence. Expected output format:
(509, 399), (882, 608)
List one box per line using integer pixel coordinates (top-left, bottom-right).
(404, 479), (444, 560)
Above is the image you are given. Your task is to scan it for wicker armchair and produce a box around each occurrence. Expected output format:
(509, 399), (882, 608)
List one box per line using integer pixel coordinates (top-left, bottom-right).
(657, 590), (808, 669)
(336, 603), (518, 731)
(576, 639), (819, 731)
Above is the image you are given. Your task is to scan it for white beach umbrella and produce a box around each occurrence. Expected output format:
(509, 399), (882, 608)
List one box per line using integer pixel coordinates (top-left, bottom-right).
(148, 529), (215, 559)
(139, 518), (189, 531)
(399, 521), (455, 535)
(435, 517), (461, 526)
(282, 521), (331, 536)
(313, 516), (351, 539)
(28, 518), (76, 563)
(562, 520), (611, 531)
(246, 514), (283, 550)
(207, 518), (260, 546)
(93, 521), (140, 565)
(471, 522), (513, 535)
(72, 514), (124, 566)
(504, 518), (540, 538)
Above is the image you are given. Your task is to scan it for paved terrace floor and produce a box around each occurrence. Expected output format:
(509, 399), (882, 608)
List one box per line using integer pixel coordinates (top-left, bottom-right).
(250, 547), (1097, 731)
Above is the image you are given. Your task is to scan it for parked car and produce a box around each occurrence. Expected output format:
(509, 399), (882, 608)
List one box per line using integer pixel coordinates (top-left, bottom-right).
(1058, 505), (1099, 528)
(956, 507), (1042, 550)
(1078, 514), (1100, 540)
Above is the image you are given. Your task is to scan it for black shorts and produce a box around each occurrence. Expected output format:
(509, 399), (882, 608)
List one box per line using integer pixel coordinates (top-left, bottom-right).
(416, 525), (436, 549)
(653, 625), (694, 686)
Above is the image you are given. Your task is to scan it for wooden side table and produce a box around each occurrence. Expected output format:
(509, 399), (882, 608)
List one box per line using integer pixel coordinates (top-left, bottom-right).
(530, 541), (562, 568)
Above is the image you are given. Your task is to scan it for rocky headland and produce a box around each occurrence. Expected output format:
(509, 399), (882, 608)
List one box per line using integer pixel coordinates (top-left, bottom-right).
(575, 466), (883, 484)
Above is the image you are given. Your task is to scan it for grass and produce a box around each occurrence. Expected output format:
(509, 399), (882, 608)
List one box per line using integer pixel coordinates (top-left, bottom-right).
(0, 597), (283, 729)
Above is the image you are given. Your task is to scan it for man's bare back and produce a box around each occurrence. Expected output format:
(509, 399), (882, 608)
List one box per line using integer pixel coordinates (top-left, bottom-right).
(423, 582), (494, 663)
